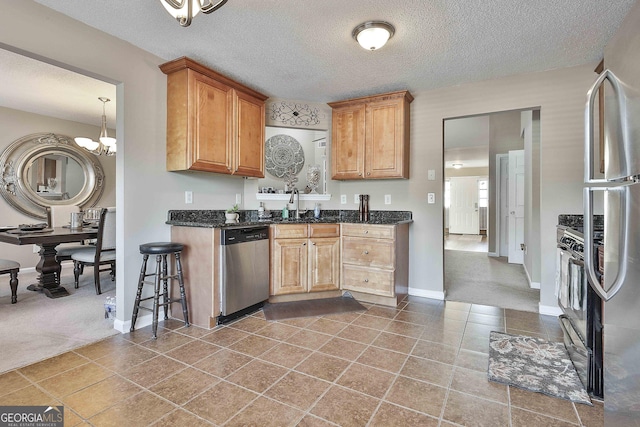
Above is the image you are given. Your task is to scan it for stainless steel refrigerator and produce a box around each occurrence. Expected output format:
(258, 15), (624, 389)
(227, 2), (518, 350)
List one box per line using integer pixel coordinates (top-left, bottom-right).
(584, 10), (640, 424)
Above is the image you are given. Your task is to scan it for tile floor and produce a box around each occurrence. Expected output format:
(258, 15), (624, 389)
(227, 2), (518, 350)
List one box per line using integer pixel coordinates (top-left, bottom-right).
(0, 296), (603, 426)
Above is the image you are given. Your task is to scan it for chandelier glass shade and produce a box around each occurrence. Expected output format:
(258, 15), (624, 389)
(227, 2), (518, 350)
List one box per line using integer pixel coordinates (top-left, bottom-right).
(160, 0), (228, 27)
(75, 97), (116, 156)
(352, 21), (395, 51)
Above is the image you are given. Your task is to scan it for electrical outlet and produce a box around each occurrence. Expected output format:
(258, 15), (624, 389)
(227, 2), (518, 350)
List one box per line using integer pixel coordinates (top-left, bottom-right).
(354, 194), (360, 204)
(340, 194), (347, 204)
(427, 193), (435, 204)
(428, 169), (436, 180)
(235, 193), (242, 205)
(384, 194), (391, 204)
(185, 191), (193, 204)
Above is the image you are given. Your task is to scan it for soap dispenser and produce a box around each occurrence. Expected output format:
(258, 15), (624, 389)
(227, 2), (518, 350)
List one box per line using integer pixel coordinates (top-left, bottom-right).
(314, 203), (321, 219)
(282, 204), (289, 219)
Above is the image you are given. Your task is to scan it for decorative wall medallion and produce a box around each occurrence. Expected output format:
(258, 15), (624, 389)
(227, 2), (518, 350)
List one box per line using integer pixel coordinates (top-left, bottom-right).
(265, 134), (305, 178)
(270, 101), (322, 127)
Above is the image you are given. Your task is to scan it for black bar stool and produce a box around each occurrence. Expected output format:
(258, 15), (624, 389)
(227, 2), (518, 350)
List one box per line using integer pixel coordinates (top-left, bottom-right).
(130, 242), (189, 339)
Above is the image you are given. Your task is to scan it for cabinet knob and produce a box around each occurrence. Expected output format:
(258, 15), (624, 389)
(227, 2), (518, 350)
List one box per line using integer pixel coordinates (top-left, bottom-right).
(364, 250), (369, 254)
(302, 242), (306, 246)
(364, 230), (368, 234)
(364, 279), (369, 283)
(358, 173), (362, 176)
(312, 242), (316, 245)
(367, 172), (371, 176)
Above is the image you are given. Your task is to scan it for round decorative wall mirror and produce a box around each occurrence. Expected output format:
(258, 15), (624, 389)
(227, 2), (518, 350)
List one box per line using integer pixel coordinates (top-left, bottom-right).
(0, 133), (104, 220)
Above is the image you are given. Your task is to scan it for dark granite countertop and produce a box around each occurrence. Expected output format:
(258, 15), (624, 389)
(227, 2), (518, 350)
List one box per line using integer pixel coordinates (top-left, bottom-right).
(167, 209), (412, 229)
(558, 214), (604, 231)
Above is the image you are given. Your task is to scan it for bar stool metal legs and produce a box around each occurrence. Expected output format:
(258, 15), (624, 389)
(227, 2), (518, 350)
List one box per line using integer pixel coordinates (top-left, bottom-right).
(130, 242), (190, 339)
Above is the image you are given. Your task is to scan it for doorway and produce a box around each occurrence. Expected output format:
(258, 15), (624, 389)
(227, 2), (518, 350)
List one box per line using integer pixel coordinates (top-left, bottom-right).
(443, 109), (540, 312)
(0, 47), (119, 372)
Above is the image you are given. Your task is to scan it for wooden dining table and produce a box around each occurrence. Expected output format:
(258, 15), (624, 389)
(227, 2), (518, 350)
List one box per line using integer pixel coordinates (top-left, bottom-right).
(0, 226), (98, 298)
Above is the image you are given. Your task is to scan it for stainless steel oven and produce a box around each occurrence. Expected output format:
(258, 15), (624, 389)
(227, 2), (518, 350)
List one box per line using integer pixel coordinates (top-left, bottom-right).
(556, 225), (603, 399)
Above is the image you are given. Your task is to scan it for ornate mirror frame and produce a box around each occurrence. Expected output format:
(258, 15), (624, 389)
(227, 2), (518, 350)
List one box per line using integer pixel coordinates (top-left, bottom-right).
(0, 133), (105, 220)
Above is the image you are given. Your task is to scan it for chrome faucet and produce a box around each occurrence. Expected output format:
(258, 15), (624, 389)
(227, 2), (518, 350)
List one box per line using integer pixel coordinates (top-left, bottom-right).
(289, 188), (301, 219)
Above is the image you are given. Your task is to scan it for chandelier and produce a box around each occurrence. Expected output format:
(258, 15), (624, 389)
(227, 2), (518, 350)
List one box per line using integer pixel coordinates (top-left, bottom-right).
(160, 0), (228, 27)
(75, 97), (116, 156)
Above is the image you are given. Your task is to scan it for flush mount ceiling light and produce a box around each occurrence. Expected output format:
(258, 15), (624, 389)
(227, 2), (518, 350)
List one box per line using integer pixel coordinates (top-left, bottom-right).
(75, 97), (116, 156)
(352, 21), (395, 51)
(160, 0), (227, 27)
(452, 163), (463, 169)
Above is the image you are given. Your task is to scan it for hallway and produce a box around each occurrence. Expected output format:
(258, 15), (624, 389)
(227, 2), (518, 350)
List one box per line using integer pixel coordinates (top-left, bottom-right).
(444, 248), (540, 313)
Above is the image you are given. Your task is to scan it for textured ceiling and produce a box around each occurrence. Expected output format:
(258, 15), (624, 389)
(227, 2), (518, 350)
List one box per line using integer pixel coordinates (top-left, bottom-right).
(2, 0), (636, 126)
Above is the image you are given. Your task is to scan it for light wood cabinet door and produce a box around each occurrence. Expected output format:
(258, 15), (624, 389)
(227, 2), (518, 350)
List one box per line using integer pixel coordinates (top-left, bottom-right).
(271, 238), (308, 295)
(308, 237), (340, 292)
(331, 103), (366, 180)
(365, 96), (409, 179)
(190, 73), (234, 173)
(234, 90), (265, 178)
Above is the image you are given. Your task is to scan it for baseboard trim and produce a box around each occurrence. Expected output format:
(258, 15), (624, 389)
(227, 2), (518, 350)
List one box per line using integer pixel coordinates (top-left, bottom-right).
(114, 313), (153, 334)
(523, 264), (541, 289)
(539, 304), (563, 316)
(408, 287), (445, 301)
(487, 252), (499, 257)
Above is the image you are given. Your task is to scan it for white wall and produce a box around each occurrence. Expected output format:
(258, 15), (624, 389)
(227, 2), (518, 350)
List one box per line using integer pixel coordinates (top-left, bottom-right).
(0, 106), (115, 267)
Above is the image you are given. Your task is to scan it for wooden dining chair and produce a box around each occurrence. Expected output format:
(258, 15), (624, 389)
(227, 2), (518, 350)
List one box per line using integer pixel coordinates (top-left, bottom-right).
(71, 207), (116, 294)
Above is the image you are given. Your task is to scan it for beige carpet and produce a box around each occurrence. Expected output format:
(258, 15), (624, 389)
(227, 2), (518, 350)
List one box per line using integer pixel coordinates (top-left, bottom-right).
(0, 264), (118, 374)
(445, 250), (540, 312)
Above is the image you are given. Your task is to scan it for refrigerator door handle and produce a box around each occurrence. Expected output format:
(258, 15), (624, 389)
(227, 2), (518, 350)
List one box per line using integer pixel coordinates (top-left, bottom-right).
(584, 186), (628, 301)
(584, 69), (625, 184)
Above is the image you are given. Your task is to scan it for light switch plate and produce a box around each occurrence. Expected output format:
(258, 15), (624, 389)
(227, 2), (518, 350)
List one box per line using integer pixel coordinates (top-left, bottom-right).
(428, 170), (436, 180)
(384, 194), (391, 204)
(340, 194), (347, 204)
(427, 193), (435, 204)
(354, 194), (360, 204)
(185, 191), (193, 204)
(235, 193), (242, 205)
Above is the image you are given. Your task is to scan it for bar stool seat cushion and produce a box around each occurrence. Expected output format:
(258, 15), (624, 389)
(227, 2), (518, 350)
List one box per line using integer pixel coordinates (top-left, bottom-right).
(139, 242), (184, 255)
(0, 259), (20, 271)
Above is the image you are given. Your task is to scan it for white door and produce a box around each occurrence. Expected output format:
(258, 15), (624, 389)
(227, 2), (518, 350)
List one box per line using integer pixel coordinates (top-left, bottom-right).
(449, 177), (479, 235)
(508, 150), (525, 264)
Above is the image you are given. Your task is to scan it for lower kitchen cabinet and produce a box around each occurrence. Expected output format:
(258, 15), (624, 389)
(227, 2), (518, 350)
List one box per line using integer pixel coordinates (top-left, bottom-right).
(271, 223), (340, 296)
(170, 226), (222, 328)
(341, 223), (409, 306)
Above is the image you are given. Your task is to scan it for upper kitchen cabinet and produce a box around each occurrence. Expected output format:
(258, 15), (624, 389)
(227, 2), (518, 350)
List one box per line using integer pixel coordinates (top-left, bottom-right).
(160, 57), (268, 177)
(328, 90), (413, 180)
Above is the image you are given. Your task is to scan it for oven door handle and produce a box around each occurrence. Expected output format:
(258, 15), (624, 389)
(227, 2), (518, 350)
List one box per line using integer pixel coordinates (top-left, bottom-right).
(584, 186), (628, 301)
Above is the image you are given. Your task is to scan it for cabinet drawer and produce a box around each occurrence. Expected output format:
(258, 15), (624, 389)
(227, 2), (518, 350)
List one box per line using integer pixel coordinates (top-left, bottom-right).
(272, 224), (308, 239)
(341, 224), (395, 239)
(309, 223), (340, 238)
(342, 265), (393, 297)
(342, 237), (394, 269)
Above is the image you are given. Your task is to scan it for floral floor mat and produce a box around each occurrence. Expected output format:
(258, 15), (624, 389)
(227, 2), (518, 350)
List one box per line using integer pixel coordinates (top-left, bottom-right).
(488, 331), (592, 405)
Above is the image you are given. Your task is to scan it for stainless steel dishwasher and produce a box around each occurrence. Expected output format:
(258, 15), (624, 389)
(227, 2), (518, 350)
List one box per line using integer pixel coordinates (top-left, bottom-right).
(218, 225), (270, 324)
